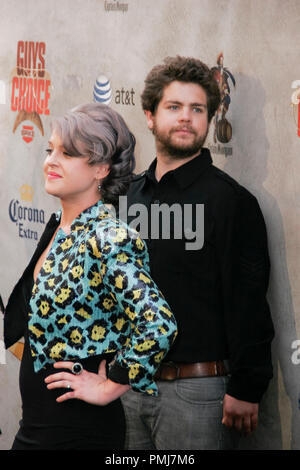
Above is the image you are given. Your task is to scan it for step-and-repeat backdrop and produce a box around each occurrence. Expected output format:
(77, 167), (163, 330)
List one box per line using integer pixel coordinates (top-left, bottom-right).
(0, 0), (300, 450)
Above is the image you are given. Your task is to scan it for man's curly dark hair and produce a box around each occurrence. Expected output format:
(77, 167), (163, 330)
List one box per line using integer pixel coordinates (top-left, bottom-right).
(141, 55), (221, 122)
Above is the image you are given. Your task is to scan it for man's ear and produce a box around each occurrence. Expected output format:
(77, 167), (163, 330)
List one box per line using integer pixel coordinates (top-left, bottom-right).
(144, 110), (155, 131)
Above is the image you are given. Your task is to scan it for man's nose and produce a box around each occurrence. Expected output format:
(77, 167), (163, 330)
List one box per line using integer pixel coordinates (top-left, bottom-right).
(178, 107), (191, 121)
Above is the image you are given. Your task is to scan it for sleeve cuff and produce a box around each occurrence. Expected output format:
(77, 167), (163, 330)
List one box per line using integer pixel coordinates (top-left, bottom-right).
(108, 360), (158, 396)
(226, 374), (271, 403)
(108, 361), (130, 385)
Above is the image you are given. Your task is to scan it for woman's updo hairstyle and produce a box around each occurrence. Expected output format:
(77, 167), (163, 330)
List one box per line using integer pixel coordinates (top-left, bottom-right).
(51, 102), (136, 205)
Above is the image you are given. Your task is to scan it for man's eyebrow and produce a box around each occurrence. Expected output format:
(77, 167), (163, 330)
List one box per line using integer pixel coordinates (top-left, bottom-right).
(190, 103), (207, 108)
(164, 100), (207, 108)
(164, 100), (182, 105)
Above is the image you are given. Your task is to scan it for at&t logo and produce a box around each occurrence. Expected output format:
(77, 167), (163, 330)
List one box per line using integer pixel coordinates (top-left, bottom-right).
(93, 74), (135, 107)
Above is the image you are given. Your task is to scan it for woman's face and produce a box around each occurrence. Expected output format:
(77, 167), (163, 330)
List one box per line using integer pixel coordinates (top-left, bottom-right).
(44, 131), (108, 203)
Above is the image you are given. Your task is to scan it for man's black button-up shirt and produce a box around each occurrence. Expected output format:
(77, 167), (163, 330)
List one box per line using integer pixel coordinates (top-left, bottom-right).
(124, 148), (274, 403)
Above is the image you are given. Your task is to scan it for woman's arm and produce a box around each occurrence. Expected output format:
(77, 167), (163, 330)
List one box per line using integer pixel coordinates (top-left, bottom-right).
(102, 223), (178, 395)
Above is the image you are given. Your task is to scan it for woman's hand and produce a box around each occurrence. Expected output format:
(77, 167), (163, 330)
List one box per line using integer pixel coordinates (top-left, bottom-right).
(45, 360), (131, 406)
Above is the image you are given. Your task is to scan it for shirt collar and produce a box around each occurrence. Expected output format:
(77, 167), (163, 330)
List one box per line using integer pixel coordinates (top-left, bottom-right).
(145, 147), (213, 190)
(55, 199), (110, 233)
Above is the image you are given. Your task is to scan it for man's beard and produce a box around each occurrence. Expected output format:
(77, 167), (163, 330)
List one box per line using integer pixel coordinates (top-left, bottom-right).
(153, 122), (208, 159)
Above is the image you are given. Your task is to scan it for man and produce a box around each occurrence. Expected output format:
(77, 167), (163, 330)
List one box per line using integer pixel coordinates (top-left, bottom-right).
(120, 56), (274, 450)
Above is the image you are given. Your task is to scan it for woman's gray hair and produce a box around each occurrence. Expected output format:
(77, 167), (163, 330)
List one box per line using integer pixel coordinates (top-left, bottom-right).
(51, 102), (136, 205)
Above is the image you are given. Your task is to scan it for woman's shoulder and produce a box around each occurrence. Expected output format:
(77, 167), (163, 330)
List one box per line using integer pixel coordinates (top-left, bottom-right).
(87, 206), (147, 258)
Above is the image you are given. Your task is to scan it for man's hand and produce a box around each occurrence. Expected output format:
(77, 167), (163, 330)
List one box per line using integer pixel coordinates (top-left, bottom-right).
(222, 393), (258, 436)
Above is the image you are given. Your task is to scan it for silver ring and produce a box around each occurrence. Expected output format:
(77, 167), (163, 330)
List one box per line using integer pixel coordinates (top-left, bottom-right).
(72, 362), (83, 375)
(67, 384), (71, 389)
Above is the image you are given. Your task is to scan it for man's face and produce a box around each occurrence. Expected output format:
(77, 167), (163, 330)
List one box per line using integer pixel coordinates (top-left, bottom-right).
(145, 81), (209, 159)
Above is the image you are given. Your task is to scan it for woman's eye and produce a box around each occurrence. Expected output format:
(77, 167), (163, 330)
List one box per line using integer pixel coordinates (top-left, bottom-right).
(45, 148), (71, 157)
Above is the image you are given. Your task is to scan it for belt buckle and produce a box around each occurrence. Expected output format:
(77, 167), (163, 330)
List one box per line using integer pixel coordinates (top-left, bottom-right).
(215, 361), (225, 376)
(163, 361), (179, 381)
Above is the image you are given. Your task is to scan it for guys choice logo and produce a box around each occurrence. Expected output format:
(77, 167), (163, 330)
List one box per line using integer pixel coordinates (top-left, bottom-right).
(10, 40), (51, 142)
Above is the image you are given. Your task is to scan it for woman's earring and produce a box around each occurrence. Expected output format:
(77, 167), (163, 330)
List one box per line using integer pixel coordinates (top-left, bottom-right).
(97, 182), (102, 193)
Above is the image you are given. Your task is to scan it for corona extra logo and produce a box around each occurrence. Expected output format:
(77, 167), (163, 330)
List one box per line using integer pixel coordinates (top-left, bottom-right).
(8, 183), (45, 241)
(291, 80), (300, 138)
(20, 184), (33, 202)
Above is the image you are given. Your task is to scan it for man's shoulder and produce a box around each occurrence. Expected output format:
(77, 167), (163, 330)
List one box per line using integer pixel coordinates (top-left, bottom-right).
(209, 165), (256, 202)
(131, 171), (147, 183)
(127, 171), (148, 195)
(210, 165), (240, 190)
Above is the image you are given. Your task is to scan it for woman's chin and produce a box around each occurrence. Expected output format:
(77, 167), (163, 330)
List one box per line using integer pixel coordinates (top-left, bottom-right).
(44, 185), (61, 198)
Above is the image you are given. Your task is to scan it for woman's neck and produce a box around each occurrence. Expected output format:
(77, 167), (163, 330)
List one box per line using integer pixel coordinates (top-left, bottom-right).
(59, 196), (101, 233)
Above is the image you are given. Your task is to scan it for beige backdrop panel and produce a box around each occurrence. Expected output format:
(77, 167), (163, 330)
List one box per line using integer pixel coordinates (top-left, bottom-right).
(0, 0), (299, 450)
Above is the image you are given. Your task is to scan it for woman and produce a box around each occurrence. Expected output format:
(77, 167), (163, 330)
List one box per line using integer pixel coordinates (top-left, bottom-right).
(4, 102), (177, 450)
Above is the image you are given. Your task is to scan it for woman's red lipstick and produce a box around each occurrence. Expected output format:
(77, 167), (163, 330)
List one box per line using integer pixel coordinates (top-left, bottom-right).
(47, 172), (62, 179)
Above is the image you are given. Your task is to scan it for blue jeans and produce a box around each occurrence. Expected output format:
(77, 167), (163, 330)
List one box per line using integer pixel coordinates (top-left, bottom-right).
(121, 376), (240, 450)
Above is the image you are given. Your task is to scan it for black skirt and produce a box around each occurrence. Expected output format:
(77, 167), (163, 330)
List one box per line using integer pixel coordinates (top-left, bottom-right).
(12, 332), (126, 450)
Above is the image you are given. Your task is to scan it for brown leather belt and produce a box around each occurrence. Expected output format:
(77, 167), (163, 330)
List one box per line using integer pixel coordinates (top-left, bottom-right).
(154, 361), (227, 381)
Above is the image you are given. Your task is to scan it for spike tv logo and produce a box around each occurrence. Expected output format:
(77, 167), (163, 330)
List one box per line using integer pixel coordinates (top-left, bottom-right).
(10, 40), (51, 143)
(21, 124), (34, 143)
(208, 53), (235, 158)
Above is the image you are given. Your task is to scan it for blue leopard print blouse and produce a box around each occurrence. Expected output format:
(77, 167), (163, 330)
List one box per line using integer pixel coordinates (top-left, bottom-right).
(28, 200), (177, 395)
